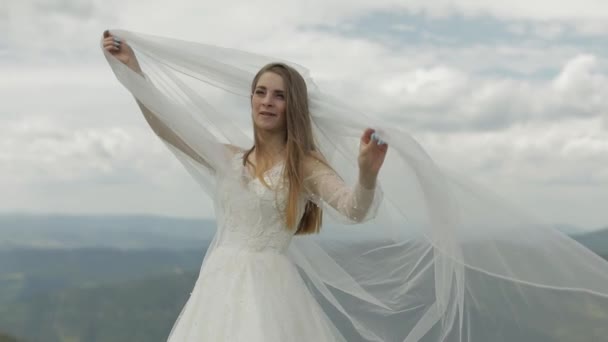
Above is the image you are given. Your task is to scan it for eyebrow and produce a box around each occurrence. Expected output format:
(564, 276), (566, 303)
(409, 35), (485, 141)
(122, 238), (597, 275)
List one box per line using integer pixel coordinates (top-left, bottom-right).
(255, 86), (285, 93)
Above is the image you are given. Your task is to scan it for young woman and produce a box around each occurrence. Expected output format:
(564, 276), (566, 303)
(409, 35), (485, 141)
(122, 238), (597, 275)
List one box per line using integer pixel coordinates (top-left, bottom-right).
(102, 30), (608, 342)
(102, 30), (387, 341)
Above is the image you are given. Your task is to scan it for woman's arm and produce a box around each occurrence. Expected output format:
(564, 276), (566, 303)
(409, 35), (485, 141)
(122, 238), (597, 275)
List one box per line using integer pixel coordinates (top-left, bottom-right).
(303, 130), (388, 223)
(103, 30), (237, 173)
(135, 99), (216, 171)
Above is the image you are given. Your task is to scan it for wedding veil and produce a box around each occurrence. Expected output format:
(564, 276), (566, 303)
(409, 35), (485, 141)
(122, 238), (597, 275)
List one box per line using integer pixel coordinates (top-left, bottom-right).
(102, 30), (608, 342)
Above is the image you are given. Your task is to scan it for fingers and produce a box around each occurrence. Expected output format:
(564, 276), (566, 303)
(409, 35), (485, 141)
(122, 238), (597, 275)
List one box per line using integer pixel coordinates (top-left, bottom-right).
(372, 132), (386, 146)
(363, 128), (386, 146)
(361, 128), (375, 144)
(103, 41), (121, 52)
(102, 33), (122, 52)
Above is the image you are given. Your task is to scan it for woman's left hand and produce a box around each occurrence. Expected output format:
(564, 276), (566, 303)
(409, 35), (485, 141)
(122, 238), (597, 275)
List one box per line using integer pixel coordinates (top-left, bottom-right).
(358, 128), (388, 184)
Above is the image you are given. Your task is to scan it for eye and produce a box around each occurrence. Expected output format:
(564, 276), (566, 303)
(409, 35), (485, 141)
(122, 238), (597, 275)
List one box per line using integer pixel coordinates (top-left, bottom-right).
(255, 90), (265, 96)
(276, 93), (285, 99)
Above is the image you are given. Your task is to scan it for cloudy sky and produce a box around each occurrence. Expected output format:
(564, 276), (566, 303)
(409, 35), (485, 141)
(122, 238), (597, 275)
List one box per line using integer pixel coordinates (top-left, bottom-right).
(1, 0), (607, 230)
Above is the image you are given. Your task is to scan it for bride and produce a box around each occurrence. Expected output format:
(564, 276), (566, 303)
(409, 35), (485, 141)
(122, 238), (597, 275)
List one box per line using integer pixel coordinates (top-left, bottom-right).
(102, 30), (387, 341)
(102, 29), (608, 341)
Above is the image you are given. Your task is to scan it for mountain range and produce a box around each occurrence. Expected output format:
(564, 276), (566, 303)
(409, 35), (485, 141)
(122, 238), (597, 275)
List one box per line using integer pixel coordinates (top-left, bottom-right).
(0, 213), (606, 342)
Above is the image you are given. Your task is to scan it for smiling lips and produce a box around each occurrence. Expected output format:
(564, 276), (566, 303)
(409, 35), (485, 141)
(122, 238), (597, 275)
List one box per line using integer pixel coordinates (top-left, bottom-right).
(260, 111), (276, 117)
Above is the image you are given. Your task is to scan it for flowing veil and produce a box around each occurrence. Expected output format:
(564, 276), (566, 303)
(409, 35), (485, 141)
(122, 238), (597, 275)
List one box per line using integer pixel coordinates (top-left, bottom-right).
(102, 30), (608, 342)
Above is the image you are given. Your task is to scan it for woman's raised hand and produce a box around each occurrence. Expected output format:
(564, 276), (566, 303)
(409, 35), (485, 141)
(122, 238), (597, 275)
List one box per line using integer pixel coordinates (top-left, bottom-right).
(102, 30), (141, 72)
(358, 128), (388, 187)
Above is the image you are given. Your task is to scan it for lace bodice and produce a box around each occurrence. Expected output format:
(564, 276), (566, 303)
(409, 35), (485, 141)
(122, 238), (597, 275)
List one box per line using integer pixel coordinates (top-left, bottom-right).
(212, 151), (382, 254)
(214, 153), (305, 254)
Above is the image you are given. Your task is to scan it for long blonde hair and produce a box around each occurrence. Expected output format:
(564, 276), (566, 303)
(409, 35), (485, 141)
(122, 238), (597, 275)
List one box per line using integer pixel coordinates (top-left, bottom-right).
(243, 62), (323, 235)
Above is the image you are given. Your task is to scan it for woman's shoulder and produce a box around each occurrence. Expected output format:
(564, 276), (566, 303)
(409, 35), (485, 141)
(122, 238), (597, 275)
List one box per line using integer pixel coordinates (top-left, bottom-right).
(303, 150), (327, 162)
(218, 144), (246, 170)
(224, 144), (246, 158)
(302, 150), (331, 177)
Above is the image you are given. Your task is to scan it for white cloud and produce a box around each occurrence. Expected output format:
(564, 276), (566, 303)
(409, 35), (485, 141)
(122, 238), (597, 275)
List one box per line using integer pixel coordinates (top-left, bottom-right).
(1, 0), (607, 227)
(386, 0), (608, 33)
(552, 54), (606, 93)
(531, 22), (567, 40)
(415, 118), (608, 227)
(381, 66), (470, 107)
(365, 54), (608, 131)
(1, 117), (137, 183)
(2, 0), (119, 62)
(418, 118), (608, 183)
(4, 0), (608, 62)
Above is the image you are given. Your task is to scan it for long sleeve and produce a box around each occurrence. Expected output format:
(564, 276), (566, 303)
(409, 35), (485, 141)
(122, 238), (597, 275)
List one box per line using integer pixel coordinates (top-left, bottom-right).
(126, 72), (236, 180)
(303, 157), (383, 224)
(136, 99), (218, 173)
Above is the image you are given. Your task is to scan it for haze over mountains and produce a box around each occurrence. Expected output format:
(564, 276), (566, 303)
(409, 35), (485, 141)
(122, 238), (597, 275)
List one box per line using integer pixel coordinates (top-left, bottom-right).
(1, 213), (605, 251)
(0, 213), (606, 341)
(0, 214), (215, 250)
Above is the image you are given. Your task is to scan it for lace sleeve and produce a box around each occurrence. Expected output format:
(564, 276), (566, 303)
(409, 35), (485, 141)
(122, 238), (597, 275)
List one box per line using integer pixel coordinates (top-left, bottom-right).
(303, 157), (383, 224)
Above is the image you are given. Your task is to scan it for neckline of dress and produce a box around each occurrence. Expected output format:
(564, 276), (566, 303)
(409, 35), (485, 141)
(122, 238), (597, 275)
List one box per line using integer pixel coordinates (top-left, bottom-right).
(241, 152), (285, 182)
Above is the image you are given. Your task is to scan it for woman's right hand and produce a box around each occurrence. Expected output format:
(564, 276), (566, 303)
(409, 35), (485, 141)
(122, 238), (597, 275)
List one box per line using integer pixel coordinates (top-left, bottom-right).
(102, 30), (141, 72)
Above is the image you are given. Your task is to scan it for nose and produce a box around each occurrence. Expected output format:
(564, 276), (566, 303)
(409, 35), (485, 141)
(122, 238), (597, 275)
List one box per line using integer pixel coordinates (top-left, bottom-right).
(261, 93), (273, 106)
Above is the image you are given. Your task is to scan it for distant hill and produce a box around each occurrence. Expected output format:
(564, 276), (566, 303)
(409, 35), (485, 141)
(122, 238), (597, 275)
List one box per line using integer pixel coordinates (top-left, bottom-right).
(0, 333), (21, 342)
(0, 213), (380, 252)
(0, 213), (606, 342)
(0, 213), (215, 250)
(0, 271), (198, 342)
(571, 227), (608, 256)
(1, 213), (606, 260)
(0, 247), (206, 306)
(3, 260), (606, 342)
(553, 223), (589, 235)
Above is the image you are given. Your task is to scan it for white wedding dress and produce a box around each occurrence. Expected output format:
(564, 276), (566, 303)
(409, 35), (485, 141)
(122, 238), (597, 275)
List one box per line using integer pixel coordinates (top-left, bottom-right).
(167, 151), (376, 341)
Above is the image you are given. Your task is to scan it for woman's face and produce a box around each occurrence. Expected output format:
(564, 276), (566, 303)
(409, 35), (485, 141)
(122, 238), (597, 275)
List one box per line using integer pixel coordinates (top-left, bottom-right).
(251, 72), (287, 133)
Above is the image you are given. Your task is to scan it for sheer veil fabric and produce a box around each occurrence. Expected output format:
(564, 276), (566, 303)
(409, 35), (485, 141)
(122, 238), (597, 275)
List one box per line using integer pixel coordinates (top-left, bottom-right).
(102, 30), (608, 341)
